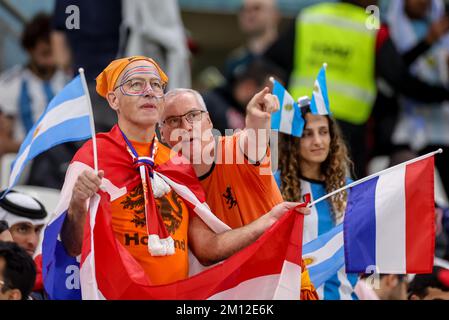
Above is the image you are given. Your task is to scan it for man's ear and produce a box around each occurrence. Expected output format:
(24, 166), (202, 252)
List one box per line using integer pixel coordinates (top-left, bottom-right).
(106, 92), (120, 112)
(7, 288), (22, 300)
(409, 294), (420, 300)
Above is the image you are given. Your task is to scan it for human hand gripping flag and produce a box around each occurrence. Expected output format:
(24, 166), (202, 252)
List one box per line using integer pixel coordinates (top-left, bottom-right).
(270, 78), (305, 137)
(43, 125), (309, 299)
(44, 186), (307, 299)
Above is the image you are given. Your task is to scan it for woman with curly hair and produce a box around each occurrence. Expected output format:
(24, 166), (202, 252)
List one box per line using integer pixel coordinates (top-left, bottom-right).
(275, 104), (358, 300)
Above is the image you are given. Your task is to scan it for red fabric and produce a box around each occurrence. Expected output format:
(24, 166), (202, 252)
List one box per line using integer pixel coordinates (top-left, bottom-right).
(376, 24), (390, 53)
(73, 125), (205, 216)
(438, 269), (449, 288)
(405, 157), (435, 273)
(82, 191), (305, 299)
(33, 254), (43, 291)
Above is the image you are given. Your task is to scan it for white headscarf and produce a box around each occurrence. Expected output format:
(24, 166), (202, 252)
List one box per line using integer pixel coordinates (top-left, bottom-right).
(0, 191), (47, 228)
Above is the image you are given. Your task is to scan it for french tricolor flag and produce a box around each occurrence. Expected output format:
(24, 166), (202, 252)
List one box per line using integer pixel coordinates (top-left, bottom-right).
(344, 154), (436, 274)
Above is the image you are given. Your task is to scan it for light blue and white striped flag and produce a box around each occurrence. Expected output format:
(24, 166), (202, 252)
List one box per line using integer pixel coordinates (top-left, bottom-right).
(310, 64), (331, 115)
(7, 75), (92, 190)
(271, 79), (304, 137)
(303, 223), (345, 289)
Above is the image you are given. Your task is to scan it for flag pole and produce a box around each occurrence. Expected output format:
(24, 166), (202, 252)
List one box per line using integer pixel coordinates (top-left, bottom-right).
(78, 68), (98, 174)
(308, 148), (443, 208)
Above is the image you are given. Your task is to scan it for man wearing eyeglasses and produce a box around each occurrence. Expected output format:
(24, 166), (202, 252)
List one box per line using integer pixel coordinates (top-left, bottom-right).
(160, 87), (282, 229)
(56, 56), (309, 292)
(160, 88), (319, 299)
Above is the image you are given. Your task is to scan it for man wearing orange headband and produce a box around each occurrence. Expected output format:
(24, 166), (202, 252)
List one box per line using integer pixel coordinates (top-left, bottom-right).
(56, 56), (309, 288)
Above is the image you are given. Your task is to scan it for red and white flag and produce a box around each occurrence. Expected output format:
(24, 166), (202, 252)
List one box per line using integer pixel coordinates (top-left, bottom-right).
(81, 191), (304, 300)
(43, 125), (305, 300)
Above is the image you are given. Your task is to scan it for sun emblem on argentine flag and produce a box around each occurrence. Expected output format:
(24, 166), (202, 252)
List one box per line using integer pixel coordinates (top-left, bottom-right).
(303, 256), (315, 266)
(284, 103), (293, 111)
(33, 124), (42, 138)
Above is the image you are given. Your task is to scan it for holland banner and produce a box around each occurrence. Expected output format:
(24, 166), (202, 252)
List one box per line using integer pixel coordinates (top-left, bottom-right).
(78, 192), (304, 299)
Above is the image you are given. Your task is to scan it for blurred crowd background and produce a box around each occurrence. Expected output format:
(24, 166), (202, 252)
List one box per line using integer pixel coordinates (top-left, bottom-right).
(0, 0), (449, 300)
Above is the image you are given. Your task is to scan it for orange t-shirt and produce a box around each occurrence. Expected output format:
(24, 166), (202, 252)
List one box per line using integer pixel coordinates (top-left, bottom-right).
(110, 141), (191, 285)
(199, 133), (283, 229)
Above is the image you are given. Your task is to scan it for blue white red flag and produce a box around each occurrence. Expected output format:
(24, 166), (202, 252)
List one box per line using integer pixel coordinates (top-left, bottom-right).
(344, 156), (435, 274)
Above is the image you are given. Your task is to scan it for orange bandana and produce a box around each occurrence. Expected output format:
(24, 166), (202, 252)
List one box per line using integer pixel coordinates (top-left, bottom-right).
(95, 56), (168, 98)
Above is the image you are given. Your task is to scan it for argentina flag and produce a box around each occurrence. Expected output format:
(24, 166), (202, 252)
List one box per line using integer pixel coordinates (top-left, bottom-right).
(303, 224), (358, 300)
(310, 64), (331, 116)
(6, 75), (92, 191)
(271, 78), (305, 137)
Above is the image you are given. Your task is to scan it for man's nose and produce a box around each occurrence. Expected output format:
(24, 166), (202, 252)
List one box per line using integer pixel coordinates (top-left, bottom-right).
(27, 232), (39, 250)
(180, 117), (193, 131)
(143, 88), (156, 98)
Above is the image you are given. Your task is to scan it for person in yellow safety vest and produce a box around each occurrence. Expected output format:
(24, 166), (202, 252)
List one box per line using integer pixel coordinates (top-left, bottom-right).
(263, 0), (449, 179)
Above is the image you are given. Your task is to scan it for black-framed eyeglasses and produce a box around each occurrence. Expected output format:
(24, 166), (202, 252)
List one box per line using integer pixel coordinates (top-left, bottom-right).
(162, 110), (208, 128)
(113, 77), (165, 96)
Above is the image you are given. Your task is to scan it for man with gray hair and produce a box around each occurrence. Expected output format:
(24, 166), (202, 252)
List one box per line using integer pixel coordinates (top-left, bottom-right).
(161, 86), (282, 230)
(160, 87), (318, 299)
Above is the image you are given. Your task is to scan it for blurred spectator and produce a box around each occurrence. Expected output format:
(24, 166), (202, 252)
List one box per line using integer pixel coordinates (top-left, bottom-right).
(25, 141), (81, 189)
(0, 190), (47, 257)
(442, 205), (449, 260)
(435, 204), (449, 259)
(51, 0), (121, 84)
(264, 0), (449, 179)
(0, 189), (47, 299)
(34, 0), (123, 189)
(0, 241), (36, 300)
(121, 0), (191, 89)
(384, 0), (449, 197)
(51, 0), (120, 132)
(355, 274), (408, 300)
(0, 221), (12, 242)
(0, 13), (68, 157)
(0, 109), (16, 158)
(224, 0), (280, 82)
(408, 266), (449, 299)
(371, 0), (449, 157)
(203, 58), (285, 135)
